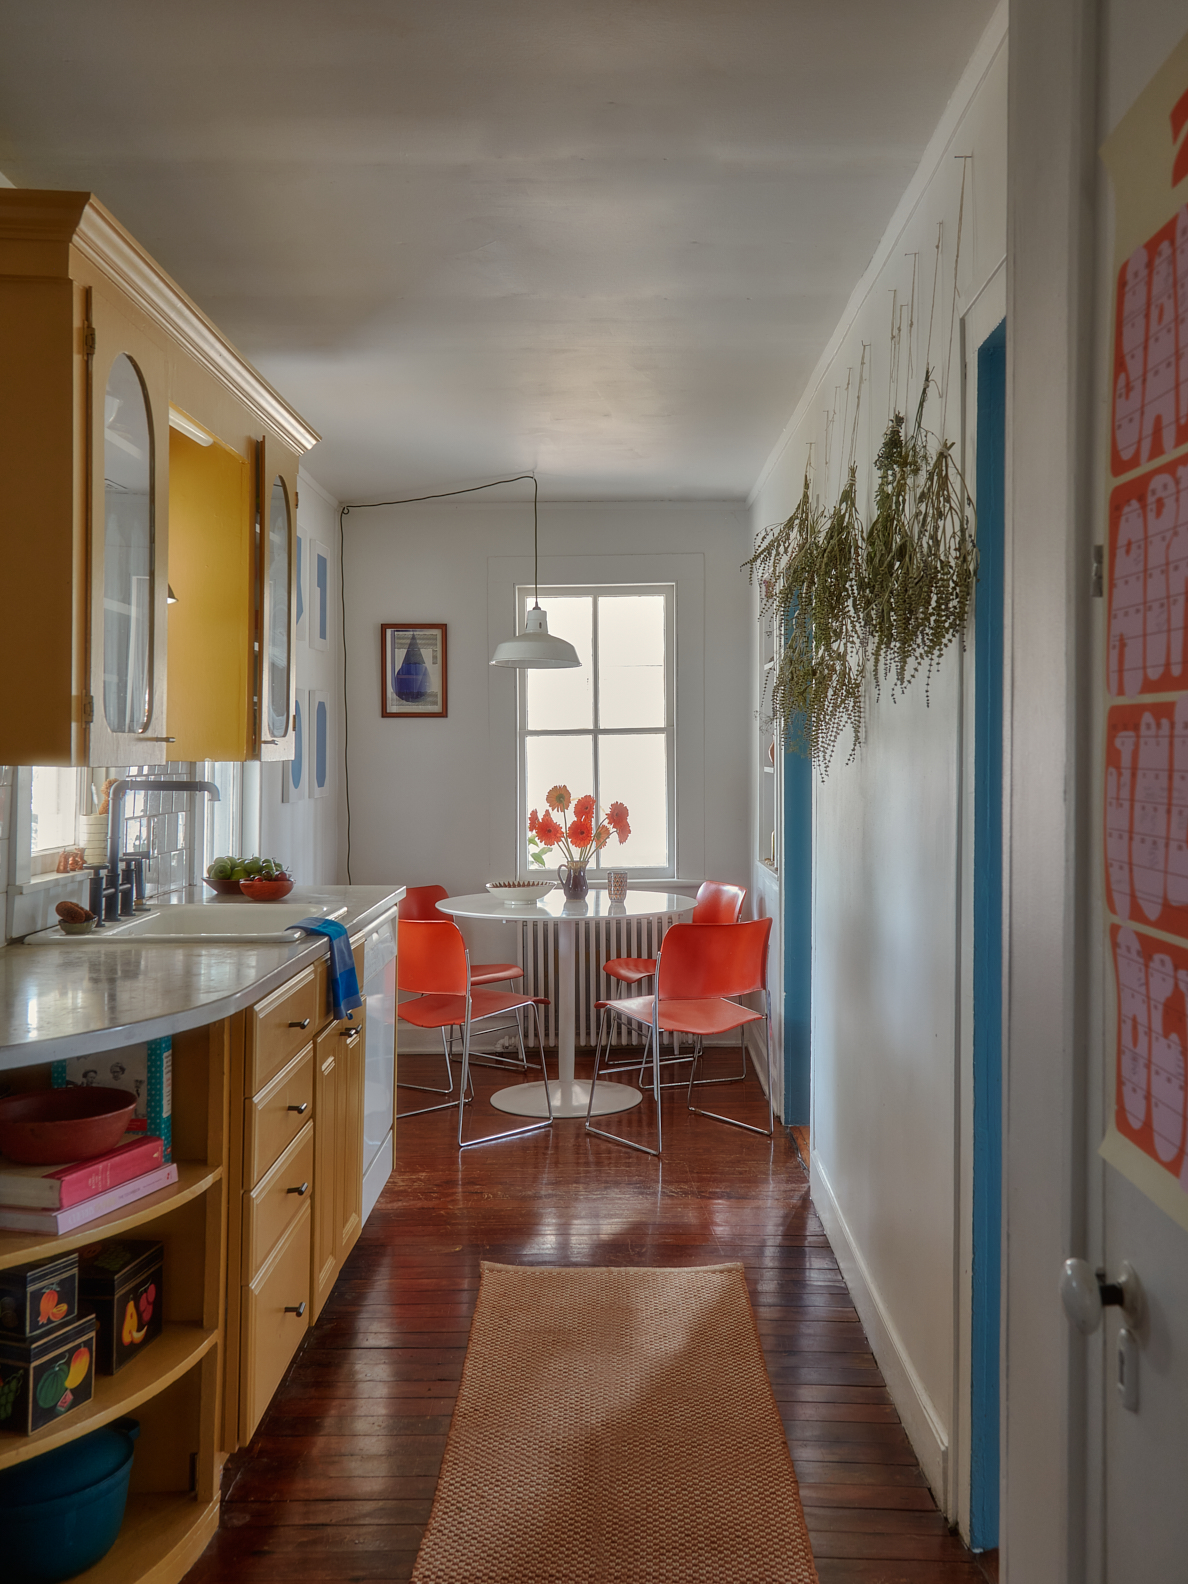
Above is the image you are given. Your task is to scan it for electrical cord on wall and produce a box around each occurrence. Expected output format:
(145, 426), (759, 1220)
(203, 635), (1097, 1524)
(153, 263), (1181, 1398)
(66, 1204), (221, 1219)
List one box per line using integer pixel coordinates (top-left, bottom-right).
(337, 473), (537, 882)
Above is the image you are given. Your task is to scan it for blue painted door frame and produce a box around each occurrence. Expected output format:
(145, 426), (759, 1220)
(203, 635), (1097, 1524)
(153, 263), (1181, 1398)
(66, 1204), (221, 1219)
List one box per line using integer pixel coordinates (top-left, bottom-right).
(970, 316), (1006, 1550)
(783, 725), (812, 1126)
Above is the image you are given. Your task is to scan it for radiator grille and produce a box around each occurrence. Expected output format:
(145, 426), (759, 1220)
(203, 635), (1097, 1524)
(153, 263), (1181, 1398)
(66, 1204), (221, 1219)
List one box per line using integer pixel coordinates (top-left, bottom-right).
(520, 915), (680, 1046)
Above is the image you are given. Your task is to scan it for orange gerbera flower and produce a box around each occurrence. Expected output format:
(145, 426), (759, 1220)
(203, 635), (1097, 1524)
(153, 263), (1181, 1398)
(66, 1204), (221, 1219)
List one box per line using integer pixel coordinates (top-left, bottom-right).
(594, 824), (610, 849)
(528, 808), (541, 834)
(545, 785), (571, 812)
(568, 816), (593, 848)
(536, 811), (564, 846)
(572, 794), (596, 824)
(606, 802), (631, 842)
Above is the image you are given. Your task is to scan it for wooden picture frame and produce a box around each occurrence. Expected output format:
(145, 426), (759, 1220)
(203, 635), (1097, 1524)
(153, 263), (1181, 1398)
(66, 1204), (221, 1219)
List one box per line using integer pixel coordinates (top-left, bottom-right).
(381, 623), (447, 718)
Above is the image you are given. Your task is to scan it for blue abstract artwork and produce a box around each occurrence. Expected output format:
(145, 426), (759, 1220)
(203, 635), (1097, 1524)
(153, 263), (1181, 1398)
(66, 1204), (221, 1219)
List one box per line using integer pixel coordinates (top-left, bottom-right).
(381, 625), (447, 717)
(312, 690), (329, 797)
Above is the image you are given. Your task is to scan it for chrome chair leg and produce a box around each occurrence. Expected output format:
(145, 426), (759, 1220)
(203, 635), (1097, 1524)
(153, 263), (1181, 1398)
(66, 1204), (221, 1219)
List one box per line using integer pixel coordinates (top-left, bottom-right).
(458, 1003), (554, 1151)
(687, 995), (774, 1140)
(396, 1028), (470, 1118)
(586, 1008), (662, 1159)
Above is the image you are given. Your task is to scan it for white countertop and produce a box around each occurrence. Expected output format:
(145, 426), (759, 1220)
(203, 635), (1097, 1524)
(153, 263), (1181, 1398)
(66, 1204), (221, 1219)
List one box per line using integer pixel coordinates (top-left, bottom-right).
(0, 885), (404, 1071)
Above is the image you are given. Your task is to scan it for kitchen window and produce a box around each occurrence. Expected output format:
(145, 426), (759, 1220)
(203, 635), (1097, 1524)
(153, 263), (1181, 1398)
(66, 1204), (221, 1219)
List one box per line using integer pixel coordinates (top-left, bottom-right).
(518, 585), (675, 877)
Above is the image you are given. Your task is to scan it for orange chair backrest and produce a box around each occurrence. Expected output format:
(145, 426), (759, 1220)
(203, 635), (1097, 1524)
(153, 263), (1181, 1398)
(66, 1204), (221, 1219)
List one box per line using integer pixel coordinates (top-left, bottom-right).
(691, 881), (746, 924)
(399, 884), (450, 921)
(397, 918), (468, 995)
(656, 918), (772, 1000)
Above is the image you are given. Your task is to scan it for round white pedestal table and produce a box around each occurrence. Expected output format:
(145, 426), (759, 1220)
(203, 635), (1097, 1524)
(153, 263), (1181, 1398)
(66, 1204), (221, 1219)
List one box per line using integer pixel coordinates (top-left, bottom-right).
(437, 889), (696, 1119)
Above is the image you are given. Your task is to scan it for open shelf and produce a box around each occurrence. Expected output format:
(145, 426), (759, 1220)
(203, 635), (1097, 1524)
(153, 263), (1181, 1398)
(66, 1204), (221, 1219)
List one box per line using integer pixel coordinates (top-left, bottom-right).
(73, 1492), (220, 1584)
(0, 1164), (221, 1269)
(0, 1323), (217, 1470)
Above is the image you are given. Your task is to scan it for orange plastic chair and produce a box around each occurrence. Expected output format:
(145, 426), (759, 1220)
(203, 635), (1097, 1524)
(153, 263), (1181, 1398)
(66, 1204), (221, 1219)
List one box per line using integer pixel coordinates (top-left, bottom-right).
(399, 886), (524, 987)
(396, 919), (552, 1149)
(586, 917), (774, 1158)
(599, 881), (748, 1088)
(602, 881), (745, 990)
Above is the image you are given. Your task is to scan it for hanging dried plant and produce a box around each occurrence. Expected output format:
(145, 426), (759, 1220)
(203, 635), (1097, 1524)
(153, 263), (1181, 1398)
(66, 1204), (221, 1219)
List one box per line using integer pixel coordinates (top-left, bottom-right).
(746, 466), (868, 770)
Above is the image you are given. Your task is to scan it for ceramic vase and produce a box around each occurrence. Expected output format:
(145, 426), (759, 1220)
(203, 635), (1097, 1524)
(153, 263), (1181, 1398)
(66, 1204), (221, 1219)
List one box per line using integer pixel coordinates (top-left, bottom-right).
(557, 862), (589, 902)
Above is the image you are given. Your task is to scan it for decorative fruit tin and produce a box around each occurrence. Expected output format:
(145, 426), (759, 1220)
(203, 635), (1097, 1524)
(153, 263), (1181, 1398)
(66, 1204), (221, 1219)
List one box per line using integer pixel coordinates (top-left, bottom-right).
(0, 1312), (96, 1434)
(0, 1253), (79, 1339)
(77, 1239), (163, 1374)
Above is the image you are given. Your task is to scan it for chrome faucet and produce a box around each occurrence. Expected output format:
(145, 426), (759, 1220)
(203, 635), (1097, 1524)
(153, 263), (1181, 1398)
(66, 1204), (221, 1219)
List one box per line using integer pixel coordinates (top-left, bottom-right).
(92, 778), (221, 924)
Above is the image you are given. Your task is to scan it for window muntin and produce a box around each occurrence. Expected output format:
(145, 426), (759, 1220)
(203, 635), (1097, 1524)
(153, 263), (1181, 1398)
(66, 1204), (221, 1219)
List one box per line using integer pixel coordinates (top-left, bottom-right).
(519, 585), (674, 876)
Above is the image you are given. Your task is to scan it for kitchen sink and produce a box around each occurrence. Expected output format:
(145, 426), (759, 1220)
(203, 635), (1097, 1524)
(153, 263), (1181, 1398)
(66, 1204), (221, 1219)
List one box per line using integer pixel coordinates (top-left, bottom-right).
(27, 900), (348, 945)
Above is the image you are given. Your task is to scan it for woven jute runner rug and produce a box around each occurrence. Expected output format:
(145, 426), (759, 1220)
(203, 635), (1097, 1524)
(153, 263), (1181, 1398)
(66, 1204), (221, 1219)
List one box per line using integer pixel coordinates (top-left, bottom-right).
(411, 1261), (819, 1583)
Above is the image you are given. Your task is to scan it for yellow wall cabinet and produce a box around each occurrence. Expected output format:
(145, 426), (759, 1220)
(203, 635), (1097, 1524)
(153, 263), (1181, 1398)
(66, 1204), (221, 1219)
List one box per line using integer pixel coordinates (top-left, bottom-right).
(0, 189), (317, 766)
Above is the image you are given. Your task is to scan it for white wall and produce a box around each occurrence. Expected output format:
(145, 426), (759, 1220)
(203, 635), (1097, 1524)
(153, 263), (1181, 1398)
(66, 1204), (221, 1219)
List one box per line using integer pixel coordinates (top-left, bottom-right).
(748, 5), (1007, 1518)
(340, 498), (752, 967)
(257, 465), (343, 883)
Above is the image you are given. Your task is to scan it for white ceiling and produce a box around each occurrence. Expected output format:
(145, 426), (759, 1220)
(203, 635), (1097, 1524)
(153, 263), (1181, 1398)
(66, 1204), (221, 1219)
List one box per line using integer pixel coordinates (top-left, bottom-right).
(0, 1), (997, 503)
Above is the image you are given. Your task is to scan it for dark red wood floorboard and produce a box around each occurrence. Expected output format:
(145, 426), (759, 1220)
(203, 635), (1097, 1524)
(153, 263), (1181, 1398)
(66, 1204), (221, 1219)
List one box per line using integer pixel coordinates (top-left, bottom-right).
(186, 1056), (988, 1583)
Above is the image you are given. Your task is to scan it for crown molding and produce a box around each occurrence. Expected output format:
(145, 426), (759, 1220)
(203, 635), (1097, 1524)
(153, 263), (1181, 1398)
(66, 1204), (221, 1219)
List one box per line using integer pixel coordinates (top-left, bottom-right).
(0, 188), (319, 455)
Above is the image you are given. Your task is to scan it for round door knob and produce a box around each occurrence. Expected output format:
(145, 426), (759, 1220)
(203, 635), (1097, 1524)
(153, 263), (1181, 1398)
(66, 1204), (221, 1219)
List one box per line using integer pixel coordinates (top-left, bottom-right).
(1060, 1258), (1102, 1334)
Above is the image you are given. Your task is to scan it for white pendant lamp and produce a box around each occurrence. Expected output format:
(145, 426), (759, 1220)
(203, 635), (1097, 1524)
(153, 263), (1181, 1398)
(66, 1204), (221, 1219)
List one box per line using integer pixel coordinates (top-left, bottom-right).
(490, 476), (579, 669)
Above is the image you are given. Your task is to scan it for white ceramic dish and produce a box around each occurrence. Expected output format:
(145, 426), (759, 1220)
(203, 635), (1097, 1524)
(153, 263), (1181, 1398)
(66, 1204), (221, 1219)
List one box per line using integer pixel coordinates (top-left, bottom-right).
(485, 881), (554, 907)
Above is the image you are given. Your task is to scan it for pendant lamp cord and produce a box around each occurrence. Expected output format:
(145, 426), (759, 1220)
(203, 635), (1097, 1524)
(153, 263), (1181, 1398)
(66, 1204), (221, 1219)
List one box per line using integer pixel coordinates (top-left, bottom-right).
(337, 471), (538, 881)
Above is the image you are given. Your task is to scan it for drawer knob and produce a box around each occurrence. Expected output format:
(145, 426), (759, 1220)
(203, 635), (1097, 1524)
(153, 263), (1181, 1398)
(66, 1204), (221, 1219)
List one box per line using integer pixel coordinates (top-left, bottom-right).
(287, 1102), (309, 1114)
(284, 1301), (307, 1317)
(289, 1018), (312, 1030)
(341, 1028), (361, 1045)
(287, 1181), (310, 1197)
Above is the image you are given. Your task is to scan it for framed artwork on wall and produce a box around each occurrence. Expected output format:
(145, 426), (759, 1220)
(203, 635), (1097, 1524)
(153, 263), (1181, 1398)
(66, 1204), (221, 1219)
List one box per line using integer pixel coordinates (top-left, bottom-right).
(281, 689), (306, 802)
(310, 540), (330, 651)
(381, 624), (447, 718)
(310, 690), (329, 798)
(295, 531), (307, 643)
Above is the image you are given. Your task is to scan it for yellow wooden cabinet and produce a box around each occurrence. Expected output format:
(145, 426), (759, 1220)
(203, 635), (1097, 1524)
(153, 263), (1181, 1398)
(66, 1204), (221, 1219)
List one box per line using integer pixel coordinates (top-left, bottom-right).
(0, 189), (316, 766)
(311, 1008), (365, 1322)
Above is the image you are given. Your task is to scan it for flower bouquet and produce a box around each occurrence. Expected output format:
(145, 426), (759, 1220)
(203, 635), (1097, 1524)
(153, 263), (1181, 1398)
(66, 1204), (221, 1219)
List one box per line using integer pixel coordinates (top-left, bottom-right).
(528, 786), (630, 900)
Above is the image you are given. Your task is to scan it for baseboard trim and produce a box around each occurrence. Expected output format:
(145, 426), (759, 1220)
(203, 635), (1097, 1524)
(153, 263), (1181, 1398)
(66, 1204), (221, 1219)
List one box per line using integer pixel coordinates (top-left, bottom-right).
(811, 1152), (951, 1508)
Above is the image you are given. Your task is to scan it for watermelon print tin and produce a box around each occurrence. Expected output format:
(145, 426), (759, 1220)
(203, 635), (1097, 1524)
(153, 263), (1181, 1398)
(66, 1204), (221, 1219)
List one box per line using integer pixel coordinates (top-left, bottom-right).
(0, 1312), (96, 1434)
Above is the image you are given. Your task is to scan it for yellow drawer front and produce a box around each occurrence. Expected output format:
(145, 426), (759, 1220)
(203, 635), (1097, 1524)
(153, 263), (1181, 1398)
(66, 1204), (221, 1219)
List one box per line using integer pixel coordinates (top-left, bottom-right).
(243, 1120), (314, 1279)
(249, 967), (318, 1092)
(246, 1044), (314, 1187)
(241, 1201), (311, 1442)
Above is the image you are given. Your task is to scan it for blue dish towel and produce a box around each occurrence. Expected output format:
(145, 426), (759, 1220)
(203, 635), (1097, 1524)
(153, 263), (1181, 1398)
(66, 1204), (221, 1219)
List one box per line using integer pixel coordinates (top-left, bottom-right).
(295, 917), (364, 1022)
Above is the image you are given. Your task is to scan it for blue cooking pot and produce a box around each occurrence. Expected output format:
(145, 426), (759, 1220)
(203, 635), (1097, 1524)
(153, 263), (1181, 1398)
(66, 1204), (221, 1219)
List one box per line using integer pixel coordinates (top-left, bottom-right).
(0, 1417), (138, 1582)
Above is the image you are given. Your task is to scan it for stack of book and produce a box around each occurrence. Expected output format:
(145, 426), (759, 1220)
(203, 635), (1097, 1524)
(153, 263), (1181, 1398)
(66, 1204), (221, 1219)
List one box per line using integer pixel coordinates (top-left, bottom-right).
(0, 1135), (177, 1234)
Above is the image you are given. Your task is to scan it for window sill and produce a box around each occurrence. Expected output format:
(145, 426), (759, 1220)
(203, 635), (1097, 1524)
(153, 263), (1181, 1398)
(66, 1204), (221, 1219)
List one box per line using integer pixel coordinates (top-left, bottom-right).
(10, 872), (91, 897)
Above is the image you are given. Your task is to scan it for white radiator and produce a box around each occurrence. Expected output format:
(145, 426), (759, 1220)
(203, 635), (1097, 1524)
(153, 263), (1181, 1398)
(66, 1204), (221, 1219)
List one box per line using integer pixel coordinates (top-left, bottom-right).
(520, 913), (681, 1047)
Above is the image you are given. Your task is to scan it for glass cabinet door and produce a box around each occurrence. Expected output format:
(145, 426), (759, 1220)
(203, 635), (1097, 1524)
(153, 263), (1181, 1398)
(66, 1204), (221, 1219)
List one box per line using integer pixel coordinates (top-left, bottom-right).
(266, 475), (291, 743)
(102, 354), (155, 735)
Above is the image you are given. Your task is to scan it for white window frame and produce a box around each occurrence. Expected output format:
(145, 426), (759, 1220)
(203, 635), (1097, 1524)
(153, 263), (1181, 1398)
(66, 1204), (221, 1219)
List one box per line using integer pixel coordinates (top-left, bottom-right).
(516, 582), (676, 880)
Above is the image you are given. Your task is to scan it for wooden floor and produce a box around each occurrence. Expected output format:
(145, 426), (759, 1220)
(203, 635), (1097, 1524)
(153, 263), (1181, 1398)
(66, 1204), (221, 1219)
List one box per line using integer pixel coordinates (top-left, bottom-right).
(188, 1046), (997, 1583)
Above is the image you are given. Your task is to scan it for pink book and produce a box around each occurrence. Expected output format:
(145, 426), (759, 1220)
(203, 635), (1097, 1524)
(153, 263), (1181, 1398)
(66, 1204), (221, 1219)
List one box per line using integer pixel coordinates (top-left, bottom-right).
(0, 1135), (165, 1210)
(0, 1163), (179, 1234)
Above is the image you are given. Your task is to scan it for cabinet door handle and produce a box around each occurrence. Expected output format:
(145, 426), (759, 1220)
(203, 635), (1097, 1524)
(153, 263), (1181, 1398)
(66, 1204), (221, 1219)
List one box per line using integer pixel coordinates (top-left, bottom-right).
(289, 1018), (311, 1029)
(341, 1027), (361, 1046)
(284, 1301), (307, 1317)
(286, 1102), (309, 1115)
(286, 1181), (310, 1197)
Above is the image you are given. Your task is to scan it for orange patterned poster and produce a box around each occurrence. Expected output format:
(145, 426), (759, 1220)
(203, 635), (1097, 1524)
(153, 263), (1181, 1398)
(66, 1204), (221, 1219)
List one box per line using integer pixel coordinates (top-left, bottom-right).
(1110, 926), (1188, 1189)
(1100, 28), (1188, 1230)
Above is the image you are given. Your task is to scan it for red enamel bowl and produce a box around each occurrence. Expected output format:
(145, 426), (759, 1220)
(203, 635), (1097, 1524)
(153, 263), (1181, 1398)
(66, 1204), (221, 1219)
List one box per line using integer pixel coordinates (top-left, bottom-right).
(0, 1087), (138, 1165)
(239, 878), (294, 902)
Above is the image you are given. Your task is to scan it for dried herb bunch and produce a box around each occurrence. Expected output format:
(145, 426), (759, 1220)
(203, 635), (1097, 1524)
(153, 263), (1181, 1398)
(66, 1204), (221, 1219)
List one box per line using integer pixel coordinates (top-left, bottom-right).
(864, 374), (977, 699)
(746, 379), (977, 773)
(747, 466), (868, 769)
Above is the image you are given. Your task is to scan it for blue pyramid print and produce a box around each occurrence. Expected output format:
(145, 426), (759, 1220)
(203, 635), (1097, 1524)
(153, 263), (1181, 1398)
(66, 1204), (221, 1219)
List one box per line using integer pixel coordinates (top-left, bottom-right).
(394, 634), (430, 703)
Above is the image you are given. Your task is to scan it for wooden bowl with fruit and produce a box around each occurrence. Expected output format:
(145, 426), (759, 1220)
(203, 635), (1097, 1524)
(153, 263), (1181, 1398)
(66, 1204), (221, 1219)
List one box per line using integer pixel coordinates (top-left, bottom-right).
(205, 856), (293, 899)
